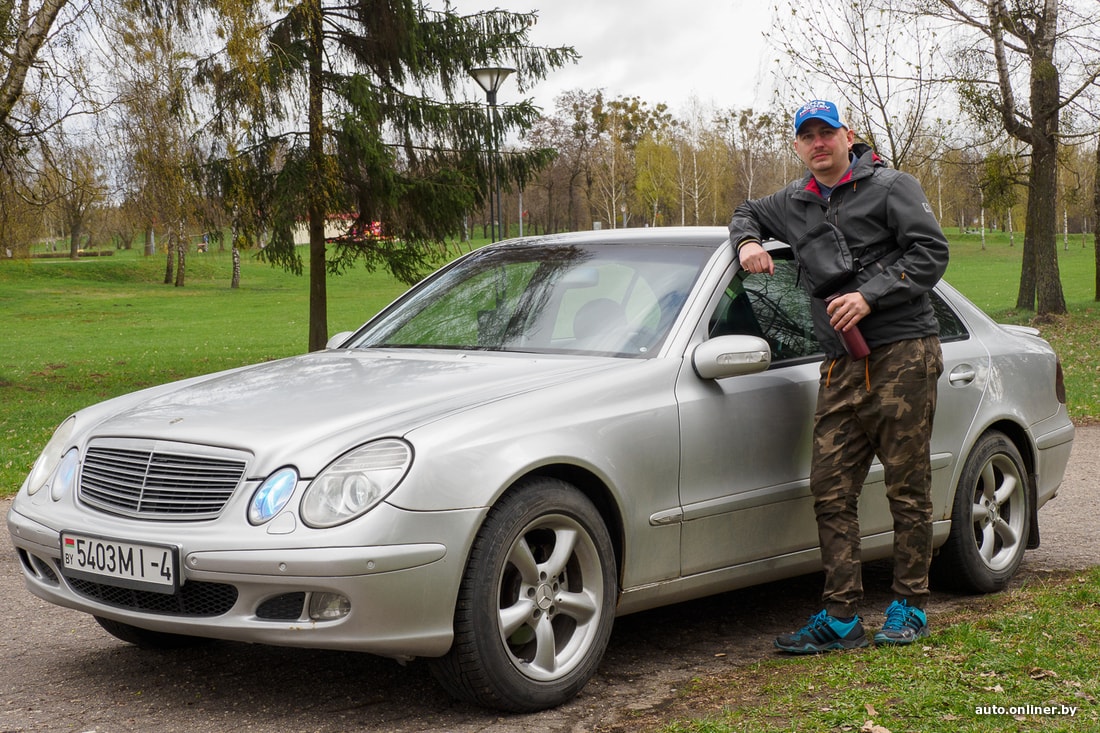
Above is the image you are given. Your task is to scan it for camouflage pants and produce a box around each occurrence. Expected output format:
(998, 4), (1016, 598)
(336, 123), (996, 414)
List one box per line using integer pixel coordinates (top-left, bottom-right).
(812, 335), (943, 617)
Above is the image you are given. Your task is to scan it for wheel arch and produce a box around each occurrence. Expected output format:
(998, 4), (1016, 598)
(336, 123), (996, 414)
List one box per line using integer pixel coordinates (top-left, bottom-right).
(512, 463), (626, 587)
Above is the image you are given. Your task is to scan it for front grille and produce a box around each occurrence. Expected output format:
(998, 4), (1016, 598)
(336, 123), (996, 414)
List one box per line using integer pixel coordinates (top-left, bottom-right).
(79, 440), (248, 520)
(66, 574), (238, 617)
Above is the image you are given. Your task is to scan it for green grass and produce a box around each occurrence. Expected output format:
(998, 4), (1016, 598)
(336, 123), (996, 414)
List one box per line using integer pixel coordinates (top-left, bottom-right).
(0, 244), (443, 492)
(940, 231), (1100, 428)
(651, 568), (1100, 733)
(2, 229), (1097, 495)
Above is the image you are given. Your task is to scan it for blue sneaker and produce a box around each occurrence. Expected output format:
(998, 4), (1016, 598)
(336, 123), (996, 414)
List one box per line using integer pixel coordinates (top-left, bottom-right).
(775, 610), (869, 654)
(874, 600), (929, 645)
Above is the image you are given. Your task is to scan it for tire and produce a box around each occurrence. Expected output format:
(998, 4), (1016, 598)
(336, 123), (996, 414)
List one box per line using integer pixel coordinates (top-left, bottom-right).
(429, 477), (617, 712)
(94, 616), (208, 649)
(933, 431), (1031, 593)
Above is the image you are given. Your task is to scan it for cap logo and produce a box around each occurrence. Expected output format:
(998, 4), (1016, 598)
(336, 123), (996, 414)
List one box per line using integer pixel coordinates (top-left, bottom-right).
(798, 100), (832, 119)
(793, 99), (844, 132)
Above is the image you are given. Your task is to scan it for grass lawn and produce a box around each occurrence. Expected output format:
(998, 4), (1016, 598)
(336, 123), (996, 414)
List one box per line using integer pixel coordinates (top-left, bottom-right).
(0, 243), (425, 492)
(649, 568), (1100, 733)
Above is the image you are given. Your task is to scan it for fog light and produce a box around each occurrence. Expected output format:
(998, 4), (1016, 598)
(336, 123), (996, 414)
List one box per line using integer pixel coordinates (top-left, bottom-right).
(309, 592), (351, 620)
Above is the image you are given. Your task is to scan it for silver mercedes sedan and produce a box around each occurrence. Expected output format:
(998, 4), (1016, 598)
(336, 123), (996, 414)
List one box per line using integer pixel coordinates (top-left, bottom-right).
(7, 227), (1075, 712)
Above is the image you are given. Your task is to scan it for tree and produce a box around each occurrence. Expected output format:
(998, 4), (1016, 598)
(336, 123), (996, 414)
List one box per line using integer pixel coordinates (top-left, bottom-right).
(980, 148), (1023, 242)
(770, 0), (946, 171)
(1095, 132), (1100, 300)
(521, 112), (572, 233)
(105, 0), (205, 287)
(586, 94), (673, 228)
(928, 0), (1100, 314)
(200, 1), (576, 351)
(0, 0), (68, 154)
(40, 138), (106, 258)
(634, 130), (678, 227)
(0, 156), (42, 256)
(555, 89), (604, 231)
(718, 107), (790, 210)
(2, 0), (112, 261)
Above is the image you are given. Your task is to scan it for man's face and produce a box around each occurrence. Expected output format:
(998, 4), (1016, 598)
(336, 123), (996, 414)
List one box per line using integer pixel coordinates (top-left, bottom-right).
(793, 119), (854, 184)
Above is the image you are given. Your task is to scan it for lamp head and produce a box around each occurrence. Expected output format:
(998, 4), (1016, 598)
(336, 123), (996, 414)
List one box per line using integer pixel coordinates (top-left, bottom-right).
(469, 67), (515, 104)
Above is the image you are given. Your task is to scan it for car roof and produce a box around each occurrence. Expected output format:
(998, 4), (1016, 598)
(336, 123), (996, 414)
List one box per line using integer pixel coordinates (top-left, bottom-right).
(489, 226), (732, 250)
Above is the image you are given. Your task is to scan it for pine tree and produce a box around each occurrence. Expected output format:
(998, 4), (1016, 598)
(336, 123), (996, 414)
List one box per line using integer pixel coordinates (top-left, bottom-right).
(199, 0), (576, 349)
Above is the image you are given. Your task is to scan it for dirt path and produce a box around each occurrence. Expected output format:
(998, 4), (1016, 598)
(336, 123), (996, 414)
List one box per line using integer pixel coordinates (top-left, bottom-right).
(2, 427), (1096, 733)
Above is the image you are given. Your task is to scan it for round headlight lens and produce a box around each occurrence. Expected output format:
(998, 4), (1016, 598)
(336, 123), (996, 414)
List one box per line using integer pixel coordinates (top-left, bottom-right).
(50, 448), (81, 502)
(25, 417), (76, 496)
(301, 439), (412, 528)
(248, 467), (299, 525)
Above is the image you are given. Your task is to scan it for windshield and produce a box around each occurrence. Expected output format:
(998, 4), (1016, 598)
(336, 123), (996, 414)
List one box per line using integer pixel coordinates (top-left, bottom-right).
(349, 242), (713, 357)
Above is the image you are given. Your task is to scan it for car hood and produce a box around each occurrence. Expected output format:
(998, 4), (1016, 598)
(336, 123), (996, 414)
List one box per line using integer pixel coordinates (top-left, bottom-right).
(84, 349), (621, 466)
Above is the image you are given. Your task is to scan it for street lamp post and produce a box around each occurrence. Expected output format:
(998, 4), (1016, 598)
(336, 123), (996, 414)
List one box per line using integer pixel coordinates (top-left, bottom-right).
(469, 66), (514, 242)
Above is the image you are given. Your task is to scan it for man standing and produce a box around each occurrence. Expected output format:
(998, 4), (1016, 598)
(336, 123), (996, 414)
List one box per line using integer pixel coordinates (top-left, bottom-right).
(729, 99), (949, 653)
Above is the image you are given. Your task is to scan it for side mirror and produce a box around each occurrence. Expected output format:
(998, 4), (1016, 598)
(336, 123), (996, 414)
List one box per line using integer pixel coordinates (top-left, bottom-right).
(326, 331), (354, 349)
(692, 335), (772, 379)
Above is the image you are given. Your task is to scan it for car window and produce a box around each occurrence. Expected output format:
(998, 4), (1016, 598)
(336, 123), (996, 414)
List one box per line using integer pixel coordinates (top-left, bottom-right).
(709, 259), (822, 361)
(384, 260), (541, 349)
(931, 291), (968, 342)
(353, 243), (712, 357)
(707, 258), (970, 359)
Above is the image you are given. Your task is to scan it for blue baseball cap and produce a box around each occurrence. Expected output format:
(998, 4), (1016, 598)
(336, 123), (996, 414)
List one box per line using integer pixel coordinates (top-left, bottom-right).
(793, 100), (846, 133)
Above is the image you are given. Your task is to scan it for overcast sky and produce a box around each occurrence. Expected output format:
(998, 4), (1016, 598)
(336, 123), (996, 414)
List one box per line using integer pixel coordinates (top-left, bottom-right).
(447, 0), (776, 115)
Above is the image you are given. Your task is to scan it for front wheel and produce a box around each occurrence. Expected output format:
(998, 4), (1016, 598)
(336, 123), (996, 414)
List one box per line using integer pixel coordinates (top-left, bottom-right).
(933, 431), (1031, 593)
(94, 616), (208, 649)
(430, 477), (617, 712)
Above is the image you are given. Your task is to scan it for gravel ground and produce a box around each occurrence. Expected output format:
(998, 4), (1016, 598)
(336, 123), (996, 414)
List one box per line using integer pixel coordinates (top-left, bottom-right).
(1, 427), (1096, 733)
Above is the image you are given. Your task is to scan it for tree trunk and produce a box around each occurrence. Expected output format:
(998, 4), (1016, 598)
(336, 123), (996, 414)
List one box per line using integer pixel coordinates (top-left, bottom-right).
(231, 245), (241, 289)
(69, 221), (82, 259)
(174, 238), (186, 287)
(164, 234), (175, 284)
(1013, 12), (1065, 316)
(1094, 135), (1100, 301)
(306, 0), (328, 352)
(1026, 139), (1065, 315)
(1030, 55), (1066, 315)
(0, 0), (67, 128)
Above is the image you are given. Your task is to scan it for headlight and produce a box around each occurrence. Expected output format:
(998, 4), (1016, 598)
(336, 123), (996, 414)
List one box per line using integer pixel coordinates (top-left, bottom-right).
(50, 448), (81, 502)
(25, 417), (76, 496)
(301, 439), (412, 528)
(248, 467), (299, 525)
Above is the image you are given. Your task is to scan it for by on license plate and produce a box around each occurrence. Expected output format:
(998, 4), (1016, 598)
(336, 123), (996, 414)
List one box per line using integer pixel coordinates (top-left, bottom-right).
(61, 532), (179, 594)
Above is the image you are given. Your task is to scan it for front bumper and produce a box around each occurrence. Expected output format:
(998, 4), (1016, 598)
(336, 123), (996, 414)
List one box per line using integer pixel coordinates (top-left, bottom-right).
(8, 498), (484, 659)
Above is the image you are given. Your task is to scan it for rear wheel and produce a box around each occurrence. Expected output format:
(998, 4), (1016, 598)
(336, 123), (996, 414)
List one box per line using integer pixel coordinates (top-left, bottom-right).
(430, 477), (617, 712)
(933, 431), (1030, 592)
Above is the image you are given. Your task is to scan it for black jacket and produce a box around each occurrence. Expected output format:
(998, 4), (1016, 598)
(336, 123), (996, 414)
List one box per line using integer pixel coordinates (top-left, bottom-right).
(728, 144), (950, 358)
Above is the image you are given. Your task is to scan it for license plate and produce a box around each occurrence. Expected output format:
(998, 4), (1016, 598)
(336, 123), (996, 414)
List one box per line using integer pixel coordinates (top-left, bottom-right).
(61, 532), (179, 594)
